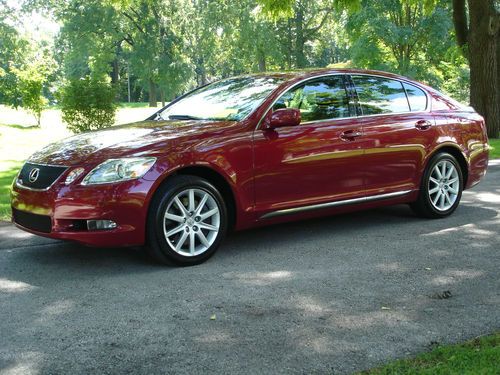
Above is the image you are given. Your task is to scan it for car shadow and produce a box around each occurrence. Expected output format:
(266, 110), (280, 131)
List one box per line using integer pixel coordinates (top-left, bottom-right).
(218, 203), (498, 260)
(1, 202), (497, 275)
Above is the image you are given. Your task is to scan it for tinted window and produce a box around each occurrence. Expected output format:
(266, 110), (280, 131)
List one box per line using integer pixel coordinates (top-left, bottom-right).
(273, 76), (353, 122)
(352, 76), (409, 115)
(403, 83), (427, 111)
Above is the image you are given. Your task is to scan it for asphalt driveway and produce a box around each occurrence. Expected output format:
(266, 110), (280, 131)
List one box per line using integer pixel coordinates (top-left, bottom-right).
(1, 163), (499, 374)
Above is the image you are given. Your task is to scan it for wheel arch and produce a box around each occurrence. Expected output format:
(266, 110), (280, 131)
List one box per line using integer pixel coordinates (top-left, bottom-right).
(426, 144), (469, 187)
(149, 165), (238, 231)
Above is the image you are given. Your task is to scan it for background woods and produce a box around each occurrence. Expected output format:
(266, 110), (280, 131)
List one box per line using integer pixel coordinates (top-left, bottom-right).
(0, 0), (499, 137)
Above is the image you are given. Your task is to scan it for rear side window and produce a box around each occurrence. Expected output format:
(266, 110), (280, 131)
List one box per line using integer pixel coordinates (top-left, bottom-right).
(273, 76), (354, 122)
(403, 83), (427, 111)
(352, 76), (409, 115)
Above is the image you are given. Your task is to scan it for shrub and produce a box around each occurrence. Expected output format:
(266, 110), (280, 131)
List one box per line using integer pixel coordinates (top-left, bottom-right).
(60, 77), (117, 133)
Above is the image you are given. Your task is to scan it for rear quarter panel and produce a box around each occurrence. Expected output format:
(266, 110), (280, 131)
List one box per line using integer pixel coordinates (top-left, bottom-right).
(430, 90), (489, 190)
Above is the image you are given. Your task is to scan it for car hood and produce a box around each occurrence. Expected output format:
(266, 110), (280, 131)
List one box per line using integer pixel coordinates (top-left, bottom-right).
(28, 119), (236, 166)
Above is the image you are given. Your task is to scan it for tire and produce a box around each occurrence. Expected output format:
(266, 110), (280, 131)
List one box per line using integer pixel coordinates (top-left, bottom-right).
(410, 152), (464, 218)
(146, 175), (228, 266)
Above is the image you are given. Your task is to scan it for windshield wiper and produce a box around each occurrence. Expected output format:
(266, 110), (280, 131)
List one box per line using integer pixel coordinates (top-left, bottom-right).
(167, 115), (203, 121)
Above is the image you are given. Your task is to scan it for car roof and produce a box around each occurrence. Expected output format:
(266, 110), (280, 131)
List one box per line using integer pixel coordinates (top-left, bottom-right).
(244, 68), (422, 85)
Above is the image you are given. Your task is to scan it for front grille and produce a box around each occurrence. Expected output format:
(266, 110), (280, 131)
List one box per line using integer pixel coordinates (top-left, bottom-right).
(12, 208), (52, 233)
(17, 162), (67, 190)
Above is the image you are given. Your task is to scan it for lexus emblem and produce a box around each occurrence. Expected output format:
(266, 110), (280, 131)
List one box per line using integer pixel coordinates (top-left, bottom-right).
(28, 168), (40, 183)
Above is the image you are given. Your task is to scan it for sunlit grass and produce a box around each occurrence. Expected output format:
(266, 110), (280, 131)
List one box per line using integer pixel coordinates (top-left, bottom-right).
(0, 161), (23, 221)
(118, 102), (159, 108)
(489, 139), (500, 159)
(361, 332), (500, 374)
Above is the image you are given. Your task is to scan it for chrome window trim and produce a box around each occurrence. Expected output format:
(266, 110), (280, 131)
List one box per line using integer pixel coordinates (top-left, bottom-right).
(348, 73), (430, 114)
(16, 162), (69, 192)
(259, 190), (413, 219)
(256, 72), (431, 130)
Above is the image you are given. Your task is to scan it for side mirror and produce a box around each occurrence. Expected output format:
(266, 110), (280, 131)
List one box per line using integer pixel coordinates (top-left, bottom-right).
(265, 108), (301, 129)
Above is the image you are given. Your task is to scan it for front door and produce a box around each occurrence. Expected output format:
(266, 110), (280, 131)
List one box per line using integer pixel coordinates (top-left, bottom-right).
(252, 75), (365, 218)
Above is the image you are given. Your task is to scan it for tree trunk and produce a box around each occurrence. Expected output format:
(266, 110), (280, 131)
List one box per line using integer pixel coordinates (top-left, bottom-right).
(468, 0), (499, 138)
(294, 5), (307, 68)
(257, 49), (266, 72)
(111, 58), (119, 84)
(148, 78), (157, 107)
(452, 0), (469, 56)
(160, 89), (165, 107)
(286, 18), (293, 69)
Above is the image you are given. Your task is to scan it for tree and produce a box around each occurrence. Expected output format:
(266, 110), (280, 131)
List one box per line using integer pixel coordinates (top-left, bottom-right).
(116, 0), (192, 107)
(1, 2), (55, 126)
(10, 53), (55, 126)
(452, 0), (499, 138)
(346, 0), (469, 98)
(259, 0), (348, 69)
(348, 1), (450, 73)
(0, 1), (29, 108)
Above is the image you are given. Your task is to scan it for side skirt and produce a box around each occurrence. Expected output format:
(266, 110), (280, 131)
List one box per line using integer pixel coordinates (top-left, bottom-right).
(259, 190), (413, 220)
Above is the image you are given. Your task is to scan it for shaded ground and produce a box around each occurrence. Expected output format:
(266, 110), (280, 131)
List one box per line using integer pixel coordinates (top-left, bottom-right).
(0, 164), (499, 374)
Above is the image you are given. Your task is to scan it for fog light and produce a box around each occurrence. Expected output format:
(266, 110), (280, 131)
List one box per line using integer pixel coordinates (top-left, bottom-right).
(86, 220), (117, 231)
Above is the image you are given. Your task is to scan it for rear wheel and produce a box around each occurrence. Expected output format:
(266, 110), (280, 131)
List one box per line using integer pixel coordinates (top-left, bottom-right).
(147, 175), (228, 266)
(410, 152), (463, 218)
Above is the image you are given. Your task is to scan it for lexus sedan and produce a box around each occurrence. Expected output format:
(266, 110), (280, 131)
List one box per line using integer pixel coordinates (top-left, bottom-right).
(11, 69), (489, 265)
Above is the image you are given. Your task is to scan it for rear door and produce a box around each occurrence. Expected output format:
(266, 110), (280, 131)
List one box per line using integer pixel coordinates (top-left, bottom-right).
(348, 75), (436, 196)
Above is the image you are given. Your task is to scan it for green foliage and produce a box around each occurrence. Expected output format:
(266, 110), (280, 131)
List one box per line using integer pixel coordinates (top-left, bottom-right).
(10, 49), (56, 125)
(345, 0), (468, 102)
(59, 77), (117, 133)
(0, 3), (56, 125)
(14, 0), (476, 114)
(363, 332), (500, 374)
(256, 0), (360, 18)
(0, 5), (29, 107)
(489, 139), (500, 159)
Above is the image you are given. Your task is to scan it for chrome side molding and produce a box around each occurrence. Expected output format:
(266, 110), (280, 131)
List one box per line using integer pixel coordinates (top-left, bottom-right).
(260, 190), (413, 219)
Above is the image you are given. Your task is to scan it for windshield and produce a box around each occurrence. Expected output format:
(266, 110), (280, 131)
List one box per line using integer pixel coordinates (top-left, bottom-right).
(159, 76), (285, 121)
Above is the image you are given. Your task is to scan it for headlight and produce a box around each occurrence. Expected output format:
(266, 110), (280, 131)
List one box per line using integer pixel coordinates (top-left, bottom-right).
(81, 157), (156, 185)
(65, 167), (85, 185)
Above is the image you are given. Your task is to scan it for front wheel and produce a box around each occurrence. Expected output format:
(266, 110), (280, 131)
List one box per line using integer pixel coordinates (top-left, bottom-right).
(410, 152), (464, 218)
(146, 175), (228, 266)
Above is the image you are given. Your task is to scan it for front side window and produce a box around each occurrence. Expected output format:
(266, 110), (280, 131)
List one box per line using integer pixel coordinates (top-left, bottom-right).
(403, 83), (427, 112)
(160, 76), (285, 121)
(273, 76), (353, 122)
(352, 76), (410, 115)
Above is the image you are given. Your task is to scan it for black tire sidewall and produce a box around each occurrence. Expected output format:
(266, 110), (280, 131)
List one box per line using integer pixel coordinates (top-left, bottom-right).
(420, 153), (463, 217)
(148, 176), (228, 265)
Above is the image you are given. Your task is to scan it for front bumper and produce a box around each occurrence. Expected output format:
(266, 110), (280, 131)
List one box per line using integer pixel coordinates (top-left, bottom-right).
(11, 176), (155, 247)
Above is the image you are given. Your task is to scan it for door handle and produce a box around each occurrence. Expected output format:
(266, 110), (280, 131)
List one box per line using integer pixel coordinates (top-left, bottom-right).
(340, 130), (362, 141)
(415, 120), (432, 130)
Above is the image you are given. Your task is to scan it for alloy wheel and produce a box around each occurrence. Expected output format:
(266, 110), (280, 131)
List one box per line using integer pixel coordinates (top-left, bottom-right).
(163, 188), (220, 256)
(428, 160), (460, 211)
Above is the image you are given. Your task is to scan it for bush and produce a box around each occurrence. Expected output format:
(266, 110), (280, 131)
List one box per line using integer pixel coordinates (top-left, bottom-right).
(60, 77), (117, 133)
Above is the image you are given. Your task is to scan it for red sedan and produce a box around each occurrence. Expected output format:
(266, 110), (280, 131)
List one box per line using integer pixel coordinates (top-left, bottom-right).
(11, 69), (489, 265)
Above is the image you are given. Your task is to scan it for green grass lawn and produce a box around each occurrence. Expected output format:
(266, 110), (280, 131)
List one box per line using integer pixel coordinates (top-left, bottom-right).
(362, 332), (500, 374)
(489, 138), (500, 159)
(0, 161), (23, 221)
(118, 102), (160, 108)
